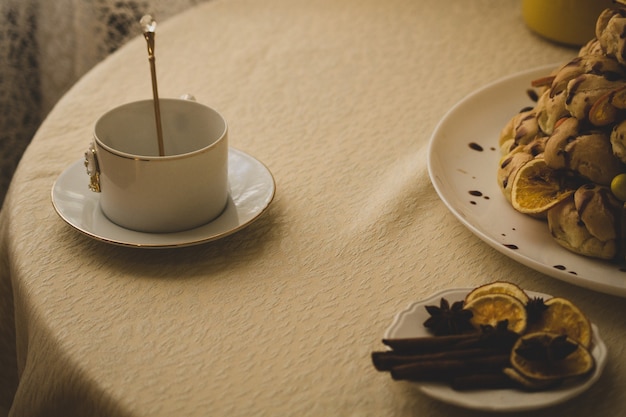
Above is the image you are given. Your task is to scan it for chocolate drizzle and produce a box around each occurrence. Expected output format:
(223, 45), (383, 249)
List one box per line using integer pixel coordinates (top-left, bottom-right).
(469, 142), (483, 151)
(526, 89), (539, 103)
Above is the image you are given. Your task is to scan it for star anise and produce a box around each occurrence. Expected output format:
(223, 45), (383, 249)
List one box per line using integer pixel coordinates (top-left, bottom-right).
(423, 297), (474, 336)
(526, 297), (549, 324)
(478, 320), (520, 352)
(515, 334), (578, 363)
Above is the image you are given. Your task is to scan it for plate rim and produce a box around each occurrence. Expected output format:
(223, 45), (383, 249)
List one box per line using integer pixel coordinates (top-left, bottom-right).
(51, 147), (276, 248)
(426, 64), (626, 298)
(384, 287), (608, 412)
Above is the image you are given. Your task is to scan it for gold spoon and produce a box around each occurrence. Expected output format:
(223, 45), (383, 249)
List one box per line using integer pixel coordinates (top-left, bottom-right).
(140, 14), (165, 156)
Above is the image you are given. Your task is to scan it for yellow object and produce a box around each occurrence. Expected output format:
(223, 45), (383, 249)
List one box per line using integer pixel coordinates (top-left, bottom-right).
(610, 173), (626, 201)
(522, 0), (613, 46)
(511, 158), (577, 215)
(526, 297), (592, 348)
(465, 281), (530, 305)
(510, 332), (594, 380)
(465, 293), (528, 334)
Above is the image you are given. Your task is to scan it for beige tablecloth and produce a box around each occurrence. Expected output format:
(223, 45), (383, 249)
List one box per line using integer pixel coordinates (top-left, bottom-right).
(2, 0), (625, 415)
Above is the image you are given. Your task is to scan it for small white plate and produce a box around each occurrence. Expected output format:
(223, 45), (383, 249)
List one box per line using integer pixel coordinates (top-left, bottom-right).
(428, 65), (626, 297)
(51, 148), (275, 248)
(384, 288), (608, 412)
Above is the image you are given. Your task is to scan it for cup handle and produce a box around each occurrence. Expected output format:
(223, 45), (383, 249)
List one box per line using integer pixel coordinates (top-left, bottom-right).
(84, 142), (101, 193)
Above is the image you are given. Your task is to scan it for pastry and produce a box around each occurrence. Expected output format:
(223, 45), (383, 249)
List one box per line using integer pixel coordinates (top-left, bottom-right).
(497, 3), (626, 260)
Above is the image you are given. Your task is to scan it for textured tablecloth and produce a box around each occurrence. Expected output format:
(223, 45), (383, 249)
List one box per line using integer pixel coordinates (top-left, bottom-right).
(1, 0), (625, 415)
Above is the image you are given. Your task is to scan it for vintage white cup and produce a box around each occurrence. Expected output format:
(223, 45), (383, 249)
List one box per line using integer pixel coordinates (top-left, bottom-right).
(84, 98), (229, 233)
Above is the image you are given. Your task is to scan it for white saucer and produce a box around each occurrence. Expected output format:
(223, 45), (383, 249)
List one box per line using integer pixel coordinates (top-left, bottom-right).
(51, 148), (276, 248)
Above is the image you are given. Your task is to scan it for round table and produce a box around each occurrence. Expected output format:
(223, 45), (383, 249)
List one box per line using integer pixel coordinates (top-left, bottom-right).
(2, 0), (625, 415)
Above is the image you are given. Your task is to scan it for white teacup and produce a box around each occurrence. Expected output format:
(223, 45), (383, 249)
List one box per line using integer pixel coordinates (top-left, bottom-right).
(84, 98), (229, 233)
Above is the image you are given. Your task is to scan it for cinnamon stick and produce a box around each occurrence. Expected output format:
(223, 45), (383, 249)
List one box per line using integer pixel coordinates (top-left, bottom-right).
(372, 347), (500, 371)
(390, 354), (510, 381)
(381, 333), (481, 354)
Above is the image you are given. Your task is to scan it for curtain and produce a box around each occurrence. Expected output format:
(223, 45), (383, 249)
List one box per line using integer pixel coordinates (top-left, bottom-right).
(0, 0), (209, 207)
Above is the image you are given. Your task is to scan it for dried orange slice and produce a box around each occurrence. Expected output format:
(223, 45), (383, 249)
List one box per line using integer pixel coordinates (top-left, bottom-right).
(510, 158), (577, 215)
(510, 332), (594, 380)
(503, 367), (560, 391)
(465, 281), (529, 305)
(464, 293), (527, 334)
(526, 297), (592, 348)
